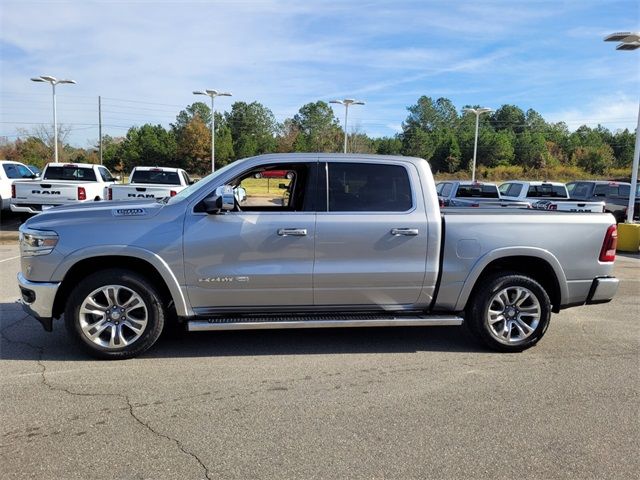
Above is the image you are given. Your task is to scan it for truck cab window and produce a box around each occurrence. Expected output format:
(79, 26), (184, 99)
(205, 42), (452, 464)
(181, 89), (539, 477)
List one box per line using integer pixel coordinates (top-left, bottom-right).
(229, 163), (313, 212)
(327, 163), (412, 212)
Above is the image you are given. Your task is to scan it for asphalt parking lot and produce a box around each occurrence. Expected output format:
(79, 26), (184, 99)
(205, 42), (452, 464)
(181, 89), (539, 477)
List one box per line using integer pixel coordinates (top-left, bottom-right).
(0, 227), (638, 479)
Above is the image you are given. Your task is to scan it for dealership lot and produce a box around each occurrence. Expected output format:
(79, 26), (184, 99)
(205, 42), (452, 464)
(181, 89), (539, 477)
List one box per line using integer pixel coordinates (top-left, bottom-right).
(0, 237), (638, 479)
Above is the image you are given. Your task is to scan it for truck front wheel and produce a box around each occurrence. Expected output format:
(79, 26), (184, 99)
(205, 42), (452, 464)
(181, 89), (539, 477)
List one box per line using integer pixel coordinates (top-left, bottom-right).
(64, 269), (165, 359)
(466, 273), (551, 352)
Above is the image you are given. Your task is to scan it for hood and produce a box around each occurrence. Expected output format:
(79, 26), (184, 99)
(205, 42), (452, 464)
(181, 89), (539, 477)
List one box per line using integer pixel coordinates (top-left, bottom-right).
(25, 200), (165, 231)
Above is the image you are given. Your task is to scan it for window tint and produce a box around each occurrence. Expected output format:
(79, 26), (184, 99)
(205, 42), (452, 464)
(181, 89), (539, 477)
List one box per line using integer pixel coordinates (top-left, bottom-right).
(44, 166), (97, 181)
(569, 182), (590, 198)
(526, 184), (567, 198)
(328, 163), (412, 212)
(593, 184), (608, 197)
(131, 169), (181, 185)
(455, 184), (499, 198)
(618, 184), (630, 196)
(3, 163), (34, 179)
(440, 183), (453, 197)
(435, 183), (443, 194)
(98, 167), (113, 182)
(506, 183), (523, 197)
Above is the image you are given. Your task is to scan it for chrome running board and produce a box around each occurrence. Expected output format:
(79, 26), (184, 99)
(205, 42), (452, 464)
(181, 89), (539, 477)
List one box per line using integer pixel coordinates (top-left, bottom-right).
(187, 314), (463, 332)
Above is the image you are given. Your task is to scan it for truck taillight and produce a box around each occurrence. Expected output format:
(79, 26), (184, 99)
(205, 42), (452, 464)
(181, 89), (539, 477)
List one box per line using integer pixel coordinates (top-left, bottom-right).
(599, 225), (617, 262)
(108, 188), (112, 200)
(11, 184), (16, 198)
(170, 190), (177, 197)
(78, 186), (86, 200)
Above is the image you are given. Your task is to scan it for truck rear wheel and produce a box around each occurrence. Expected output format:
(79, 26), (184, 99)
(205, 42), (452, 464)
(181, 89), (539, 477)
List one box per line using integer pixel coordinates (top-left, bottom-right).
(466, 273), (551, 352)
(64, 269), (165, 359)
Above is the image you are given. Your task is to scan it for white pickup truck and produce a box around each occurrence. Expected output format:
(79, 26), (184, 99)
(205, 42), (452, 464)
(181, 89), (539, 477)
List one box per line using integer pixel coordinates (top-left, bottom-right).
(1, 160), (38, 211)
(108, 166), (192, 201)
(499, 181), (605, 213)
(11, 163), (118, 215)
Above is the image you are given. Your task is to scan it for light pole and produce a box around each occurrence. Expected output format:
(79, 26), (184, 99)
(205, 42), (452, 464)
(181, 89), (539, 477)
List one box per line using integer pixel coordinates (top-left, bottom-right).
(193, 89), (232, 173)
(463, 107), (492, 182)
(604, 32), (640, 223)
(330, 99), (365, 153)
(30, 75), (76, 163)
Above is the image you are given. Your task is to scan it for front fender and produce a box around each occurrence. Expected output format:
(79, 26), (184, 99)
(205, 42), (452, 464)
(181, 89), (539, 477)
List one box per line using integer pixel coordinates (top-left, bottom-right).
(453, 246), (569, 311)
(52, 245), (191, 317)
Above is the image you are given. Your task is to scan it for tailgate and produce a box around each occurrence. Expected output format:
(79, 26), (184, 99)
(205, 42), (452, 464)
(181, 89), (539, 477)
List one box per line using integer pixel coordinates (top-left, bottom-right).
(110, 184), (177, 201)
(532, 200), (605, 213)
(13, 181), (81, 207)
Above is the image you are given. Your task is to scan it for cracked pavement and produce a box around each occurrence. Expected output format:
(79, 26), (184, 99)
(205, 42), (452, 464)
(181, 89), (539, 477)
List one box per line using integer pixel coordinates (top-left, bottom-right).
(0, 242), (638, 479)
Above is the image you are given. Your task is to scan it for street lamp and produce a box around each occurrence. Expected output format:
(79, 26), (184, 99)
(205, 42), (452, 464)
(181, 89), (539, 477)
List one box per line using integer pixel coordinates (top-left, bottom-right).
(463, 107), (493, 182)
(193, 89), (232, 173)
(604, 32), (640, 223)
(330, 99), (365, 153)
(30, 75), (76, 163)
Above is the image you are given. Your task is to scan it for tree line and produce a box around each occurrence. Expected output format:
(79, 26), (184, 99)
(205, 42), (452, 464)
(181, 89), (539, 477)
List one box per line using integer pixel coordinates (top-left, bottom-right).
(1, 96), (636, 179)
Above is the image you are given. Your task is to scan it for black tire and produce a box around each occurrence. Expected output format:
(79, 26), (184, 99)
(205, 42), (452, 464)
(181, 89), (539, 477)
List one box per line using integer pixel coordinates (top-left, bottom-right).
(465, 273), (551, 352)
(64, 268), (165, 359)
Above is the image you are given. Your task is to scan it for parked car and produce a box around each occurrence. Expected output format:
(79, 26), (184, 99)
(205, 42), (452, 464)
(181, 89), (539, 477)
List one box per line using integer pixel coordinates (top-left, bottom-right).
(108, 166), (192, 201)
(436, 180), (529, 208)
(253, 169), (295, 179)
(566, 180), (640, 223)
(11, 163), (118, 216)
(499, 180), (605, 212)
(17, 154), (619, 359)
(0, 160), (38, 210)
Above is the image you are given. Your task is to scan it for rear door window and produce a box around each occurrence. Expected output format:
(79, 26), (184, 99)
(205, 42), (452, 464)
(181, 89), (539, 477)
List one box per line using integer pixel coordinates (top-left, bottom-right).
(3, 163), (34, 179)
(327, 163), (412, 212)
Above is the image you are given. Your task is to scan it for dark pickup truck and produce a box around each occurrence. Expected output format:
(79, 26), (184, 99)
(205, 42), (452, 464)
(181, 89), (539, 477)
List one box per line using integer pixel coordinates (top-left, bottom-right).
(567, 181), (640, 223)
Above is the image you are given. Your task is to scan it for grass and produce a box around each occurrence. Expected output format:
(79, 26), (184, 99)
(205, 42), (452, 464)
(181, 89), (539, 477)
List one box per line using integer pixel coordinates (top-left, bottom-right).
(240, 177), (292, 196)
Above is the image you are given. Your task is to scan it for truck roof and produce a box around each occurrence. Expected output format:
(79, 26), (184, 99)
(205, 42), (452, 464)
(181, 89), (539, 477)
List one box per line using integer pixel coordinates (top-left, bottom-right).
(501, 180), (565, 186)
(44, 162), (101, 169)
(132, 166), (181, 173)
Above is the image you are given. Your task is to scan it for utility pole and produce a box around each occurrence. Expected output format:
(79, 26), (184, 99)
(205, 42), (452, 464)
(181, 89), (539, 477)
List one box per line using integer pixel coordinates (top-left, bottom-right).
(98, 95), (103, 165)
(193, 89), (232, 173)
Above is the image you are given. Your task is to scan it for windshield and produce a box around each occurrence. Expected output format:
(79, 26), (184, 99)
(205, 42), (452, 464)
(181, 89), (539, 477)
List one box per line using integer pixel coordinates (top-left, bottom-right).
(166, 160), (240, 204)
(131, 170), (181, 185)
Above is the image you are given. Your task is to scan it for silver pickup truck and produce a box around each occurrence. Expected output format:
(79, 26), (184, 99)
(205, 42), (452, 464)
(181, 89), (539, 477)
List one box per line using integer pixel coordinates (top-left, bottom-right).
(16, 154), (619, 359)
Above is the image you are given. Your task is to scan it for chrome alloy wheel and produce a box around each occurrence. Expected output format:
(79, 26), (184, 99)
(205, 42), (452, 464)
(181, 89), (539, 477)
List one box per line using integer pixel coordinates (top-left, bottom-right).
(486, 286), (541, 344)
(78, 285), (148, 349)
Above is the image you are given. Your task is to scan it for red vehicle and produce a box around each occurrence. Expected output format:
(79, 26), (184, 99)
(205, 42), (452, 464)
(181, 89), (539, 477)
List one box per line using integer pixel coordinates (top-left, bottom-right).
(254, 169), (294, 179)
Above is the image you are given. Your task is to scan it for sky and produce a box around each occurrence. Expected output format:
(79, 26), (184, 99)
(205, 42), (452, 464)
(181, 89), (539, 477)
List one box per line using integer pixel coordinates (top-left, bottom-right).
(0, 0), (639, 148)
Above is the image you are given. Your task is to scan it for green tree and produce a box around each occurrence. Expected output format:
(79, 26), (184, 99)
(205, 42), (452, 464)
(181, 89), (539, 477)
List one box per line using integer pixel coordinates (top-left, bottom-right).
(374, 136), (403, 155)
(118, 124), (177, 171)
(611, 129), (636, 168)
(172, 102), (212, 134)
(515, 131), (547, 168)
(401, 128), (435, 160)
(292, 101), (342, 152)
(491, 105), (526, 133)
(226, 101), (277, 158)
(572, 145), (615, 175)
(431, 130), (461, 173)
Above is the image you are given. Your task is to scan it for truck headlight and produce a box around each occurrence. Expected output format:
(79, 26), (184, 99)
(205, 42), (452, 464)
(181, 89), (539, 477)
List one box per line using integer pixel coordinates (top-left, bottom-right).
(19, 227), (59, 257)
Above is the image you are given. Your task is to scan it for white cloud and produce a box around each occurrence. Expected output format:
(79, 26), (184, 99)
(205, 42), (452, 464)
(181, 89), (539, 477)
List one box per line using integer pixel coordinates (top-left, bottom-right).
(543, 93), (638, 131)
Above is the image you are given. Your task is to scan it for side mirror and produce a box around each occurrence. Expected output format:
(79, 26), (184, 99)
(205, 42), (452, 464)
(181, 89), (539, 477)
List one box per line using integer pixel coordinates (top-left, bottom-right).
(202, 185), (235, 214)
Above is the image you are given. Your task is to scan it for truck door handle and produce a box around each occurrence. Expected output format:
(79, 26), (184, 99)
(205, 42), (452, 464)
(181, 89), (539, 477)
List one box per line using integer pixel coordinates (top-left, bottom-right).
(391, 228), (419, 236)
(277, 228), (308, 237)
